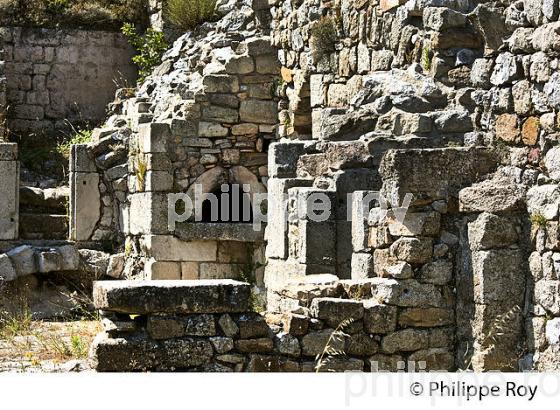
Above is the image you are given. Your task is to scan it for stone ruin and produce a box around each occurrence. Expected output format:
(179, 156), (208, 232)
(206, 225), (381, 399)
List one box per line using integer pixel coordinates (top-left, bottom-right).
(1, 0), (560, 372)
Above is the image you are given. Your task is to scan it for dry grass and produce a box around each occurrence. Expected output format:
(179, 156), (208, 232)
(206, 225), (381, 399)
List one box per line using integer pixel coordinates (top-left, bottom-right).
(0, 0), (148, 29)
(0, 319), (101, 372)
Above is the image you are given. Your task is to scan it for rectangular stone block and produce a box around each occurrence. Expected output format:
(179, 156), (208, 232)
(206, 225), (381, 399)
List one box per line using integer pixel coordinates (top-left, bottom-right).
(144, 171), (173, 192)
(310, 297), (364, 328)
(265, 178), (313, 260)
(0, 153), (19, 240)
(141, 235), (217, 262)
(129, 192), (169, 235)
(268, 142), (308, 178)
(70, 172), (100, 241)
(145, 259), (182, 280)
(139, 122), (170, 153)
(70, 144), (96, 173)
(93, 280), (252, 314)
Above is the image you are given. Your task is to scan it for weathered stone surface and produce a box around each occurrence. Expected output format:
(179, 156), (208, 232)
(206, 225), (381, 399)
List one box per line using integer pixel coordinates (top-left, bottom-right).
(237, 313), (269, 339)
(399, 308), (454, 328)
(346, 333), (379, 356)
(390, 237), (433, 265)
(408, 348), (454, 371)
(282, 313), (309, 336)
(535, 280), (560, 315)
(490, 53), (521, 86)
(235, 338), (274, 353)
(381, 329), (429, 354)
(0, 254), (17, 281)
(471, 250), (525, 304)
(70, 172), (100, 241)
(526, 185), (560, 220)
(141, 236), (217, 262)
(301, 329), (344, 357)
(93, 280), (251, 314)
(419, 260), (453, 285)
(363, 301), (397, 334)
(468, 212), (518, 250)
(459, 176), (525, 213)
(310, 297), (364, 328)
(369, 354), (404, 371)
(275, 333), (301, 357)
(6, 245), (37, 276)
(544, 146), (560, 181)
(92, 333), (213, 371)
(495, 114), (520, 143)
(218, 314), (239, 337)
(373, 279), (445, 308)
(380, 148), (497, 205)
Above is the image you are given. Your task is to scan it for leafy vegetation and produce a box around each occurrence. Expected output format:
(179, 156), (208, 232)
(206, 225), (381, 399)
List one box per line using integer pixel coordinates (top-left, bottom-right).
(122, 23), (168, 83)
(530, 212), (548, 229)
(0, 0), (148, 29)
(166, 0), (217, 31)
(56, 127), (93, 159)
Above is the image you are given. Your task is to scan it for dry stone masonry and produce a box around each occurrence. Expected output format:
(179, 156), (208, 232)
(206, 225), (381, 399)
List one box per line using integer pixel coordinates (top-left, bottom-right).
(0, 27), (136, 135)
(2, 0), (560, 372)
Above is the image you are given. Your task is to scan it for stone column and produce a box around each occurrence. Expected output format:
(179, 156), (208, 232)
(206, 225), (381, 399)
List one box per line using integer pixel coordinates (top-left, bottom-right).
(0, 143), (19, 240)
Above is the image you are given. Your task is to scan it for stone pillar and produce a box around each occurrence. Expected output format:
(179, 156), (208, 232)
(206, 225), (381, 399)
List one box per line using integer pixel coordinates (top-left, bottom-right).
(0, 143), (19, 240)
(69, 144), (101, 241)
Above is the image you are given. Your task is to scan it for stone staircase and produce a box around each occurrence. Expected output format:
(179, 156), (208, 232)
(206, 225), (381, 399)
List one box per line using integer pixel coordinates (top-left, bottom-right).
(19, 185), (69, 240)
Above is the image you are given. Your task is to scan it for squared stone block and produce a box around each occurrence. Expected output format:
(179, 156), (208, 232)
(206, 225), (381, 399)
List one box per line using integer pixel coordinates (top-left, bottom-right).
(70, 144), (96, 173)
(141, 235), (217, 262)
(139, 122), (170, 153)
(310, 297), (364, 328)
(144, 171), (173, 192)
(93, 280), (252, 314)
(145, 259), (182, 280)
(129, 192), (169, 235)
(0, 160), (19, 240)
(70, 172), (100, 241)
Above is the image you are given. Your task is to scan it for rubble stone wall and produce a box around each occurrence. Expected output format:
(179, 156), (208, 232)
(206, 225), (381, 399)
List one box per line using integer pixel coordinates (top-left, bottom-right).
(92, 279), (454, 371)
(77, 0), (560, 372)
(1, 27), (137, 137)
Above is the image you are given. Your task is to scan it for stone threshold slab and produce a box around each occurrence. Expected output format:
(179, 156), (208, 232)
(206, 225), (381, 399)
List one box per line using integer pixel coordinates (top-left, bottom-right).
(93, 280), (251, 315)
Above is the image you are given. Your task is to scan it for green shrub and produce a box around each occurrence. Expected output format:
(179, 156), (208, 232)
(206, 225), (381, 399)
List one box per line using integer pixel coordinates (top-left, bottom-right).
(166, 0), (217, 31)
(122, 23), (168, 83)
(310, 17), (338, 62)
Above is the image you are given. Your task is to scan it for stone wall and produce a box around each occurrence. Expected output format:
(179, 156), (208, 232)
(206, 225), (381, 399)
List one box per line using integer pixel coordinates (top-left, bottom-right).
(74, 0), (560, 372)
(263, 0), (560, 371)
(67, 2), (277, 286)
(91, 278), (454, 371)
(1, 27), (137, 136)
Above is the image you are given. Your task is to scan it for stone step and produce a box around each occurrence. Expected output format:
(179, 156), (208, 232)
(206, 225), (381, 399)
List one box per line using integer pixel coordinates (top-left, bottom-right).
(19, 185), (69, 213)
(93, 280), (252, 315)
(19, 213), (68, 240)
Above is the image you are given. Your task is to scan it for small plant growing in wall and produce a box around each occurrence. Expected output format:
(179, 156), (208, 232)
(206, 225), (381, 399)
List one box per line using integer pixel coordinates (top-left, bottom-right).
(135, 155), (147, 192)
(422, 43), (431, 72)
(310, 16), (338, 62)
(530, 212), (547, 229)
(122, 23), (168, 84)
(166, 0), (217, 31)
